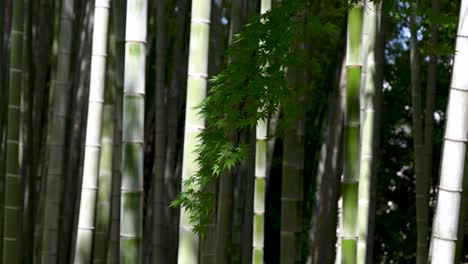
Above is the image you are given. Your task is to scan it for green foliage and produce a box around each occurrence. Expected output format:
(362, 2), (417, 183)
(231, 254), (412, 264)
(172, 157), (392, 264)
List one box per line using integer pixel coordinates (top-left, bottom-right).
(172, 0), (347, 234)
(172, 0), (304, 234)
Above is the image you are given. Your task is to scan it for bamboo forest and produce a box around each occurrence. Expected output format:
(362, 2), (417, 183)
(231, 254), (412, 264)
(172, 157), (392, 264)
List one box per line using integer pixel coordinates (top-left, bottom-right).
(2, 0), (468, 263)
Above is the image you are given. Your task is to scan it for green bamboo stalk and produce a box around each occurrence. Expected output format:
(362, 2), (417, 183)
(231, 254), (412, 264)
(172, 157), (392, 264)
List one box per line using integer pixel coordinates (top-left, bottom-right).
(120, 0), (147, 262)
(0, 0), (4, 102)
(409, 4), (428, 264)
(73, 0), (111, 262)
(31, 4), (54, 242)
(252, 2), (271, 263)
(266, 110), (279, 181)
(214, 173), (233, 264)
(357, 2), (381, 263)
(3, 0), (24, 261)
(423, 1), (439, 260)
(23, 0), (35, 261)
(430, 0), (468, 261)
(0, 0), (11, 145)
(280, 93), (306, 264)
(62, 2), (95, 261)
(177, 0), (212, 263)
(92, 103), (113, 263)
(424, 0), (440, 208)
(212, 0), (246, 262)
(107, 0), (125, 262)
(164, 0), (188, 262)
(153, 0), (167, 261)
(40, 0), (75, 261)
(341, 3), (362, 264)
(253, 118), (267, 264)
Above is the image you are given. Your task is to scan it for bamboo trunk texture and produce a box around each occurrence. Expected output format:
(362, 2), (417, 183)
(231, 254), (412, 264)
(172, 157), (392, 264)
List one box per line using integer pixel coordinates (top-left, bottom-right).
(120, 0), (147, 262)
(280, 108), (305, 264)
(40, 0), (75, 262)
(423, 4), (439, 260)
(357, 2), (382, 263)
(426, 2), (439, 262)
(314, 66), (346, 264)
(430, 0), (468, 262)
(92, 103), (113, 263)
(165, 1), (188, 262)
(63, 2), (94, 261)
(87, 3), (113, 263)
(153, 0), (168, 261)
(252, 2), (271, 263)
(409, 4), (428, 264)
(73, 1), (111, 262)
(253, 117), (267, 264)
(424, 0), (440, 187)
(213, 0), (247, 262)
(3, 0), (24, 261)
(23, 0), (35, 261)
(341, 3), (362, 264)
(177, 0), (211, 262)
(107, 0), (125, 262)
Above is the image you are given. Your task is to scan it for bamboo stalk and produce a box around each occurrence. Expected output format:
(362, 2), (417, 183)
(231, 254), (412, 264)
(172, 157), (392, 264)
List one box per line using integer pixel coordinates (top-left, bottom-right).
(341, 3), (362, 263)
(430, 0), (468, 262)
(73, 0), (111, 262)
(120, 0), (148, 262)
(177, 0), (212, 262)
(3, 0), (24, 261)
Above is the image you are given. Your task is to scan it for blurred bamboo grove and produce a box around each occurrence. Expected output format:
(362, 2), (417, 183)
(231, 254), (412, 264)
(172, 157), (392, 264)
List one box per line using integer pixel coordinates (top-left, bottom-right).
(0, 0), (467, 263)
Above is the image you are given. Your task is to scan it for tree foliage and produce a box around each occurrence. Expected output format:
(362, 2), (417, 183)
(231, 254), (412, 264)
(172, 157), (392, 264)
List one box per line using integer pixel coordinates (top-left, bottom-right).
(172, 0), (346, 234)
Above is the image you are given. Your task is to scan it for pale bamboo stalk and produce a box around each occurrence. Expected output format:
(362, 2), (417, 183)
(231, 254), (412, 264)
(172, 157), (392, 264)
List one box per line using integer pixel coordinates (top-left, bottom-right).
(253, 118), (267, 264)
(177, 0), (212, 262)
(3, 0), (24, 261)
(341, 2), (362, 263)
(430, 0), (468, 262)
(252, 2), (271, 263)
(120, 0), (147, 262)
(73, 1), (111, 262)
(61, 2), (94, 261)
(362, 5), (384, 264)
(357, 2), (381, 263)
